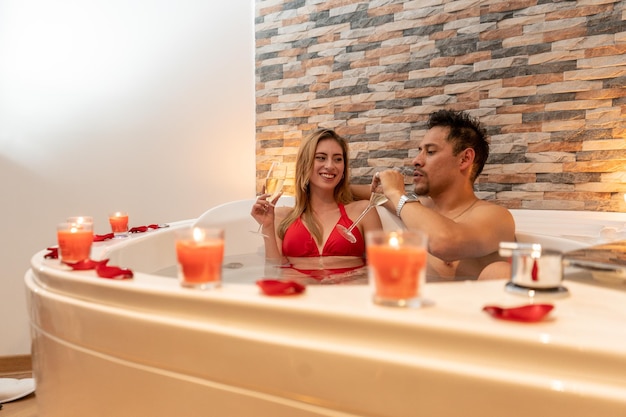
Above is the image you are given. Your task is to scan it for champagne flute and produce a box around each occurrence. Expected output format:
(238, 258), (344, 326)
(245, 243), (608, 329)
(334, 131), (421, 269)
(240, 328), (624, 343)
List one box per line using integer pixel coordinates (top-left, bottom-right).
(251, 162), (286, 236)
(336, 192), (388, 243)
(338, 168), (415, 243)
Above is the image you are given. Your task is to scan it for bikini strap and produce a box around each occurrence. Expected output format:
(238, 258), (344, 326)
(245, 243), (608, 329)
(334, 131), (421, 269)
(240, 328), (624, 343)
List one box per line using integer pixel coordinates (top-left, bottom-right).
(337, 203), (348, 218)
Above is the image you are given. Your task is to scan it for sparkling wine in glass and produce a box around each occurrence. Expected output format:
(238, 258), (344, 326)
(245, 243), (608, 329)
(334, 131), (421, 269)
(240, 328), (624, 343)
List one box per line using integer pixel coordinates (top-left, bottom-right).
(252, 162), (286, 236)
(265, 175), (285, 202)
(337, 192), (388, 243)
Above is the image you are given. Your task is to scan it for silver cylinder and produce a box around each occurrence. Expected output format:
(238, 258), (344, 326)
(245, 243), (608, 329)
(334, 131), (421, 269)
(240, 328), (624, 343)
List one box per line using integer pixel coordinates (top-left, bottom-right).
(499, 242), (564, 289)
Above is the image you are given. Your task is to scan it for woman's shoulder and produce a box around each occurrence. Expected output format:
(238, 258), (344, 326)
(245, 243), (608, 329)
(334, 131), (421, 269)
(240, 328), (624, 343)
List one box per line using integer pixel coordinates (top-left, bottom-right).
(343, 199), (370, 215)
(345, 199), (370, 208)
(275, 205), (293, 214)
(274, 206), (293, 219)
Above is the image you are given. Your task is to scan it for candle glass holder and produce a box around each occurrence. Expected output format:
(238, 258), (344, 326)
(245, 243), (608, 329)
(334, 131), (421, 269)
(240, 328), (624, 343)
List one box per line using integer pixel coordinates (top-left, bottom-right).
(66, 216), (94, 226)
(175, 227), (225, 290)
(109, 211), (129, 239)
(57, 221), (94, 264)
(366, 230), (428, 308)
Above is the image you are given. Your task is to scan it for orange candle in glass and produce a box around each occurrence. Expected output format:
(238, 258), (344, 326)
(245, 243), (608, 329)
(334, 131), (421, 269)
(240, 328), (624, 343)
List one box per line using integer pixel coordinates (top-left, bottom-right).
(109, 211), (129, 238)
(366, 230), (428, 307)
(176, 227), (225, 289)
(57, 222), (94, 263)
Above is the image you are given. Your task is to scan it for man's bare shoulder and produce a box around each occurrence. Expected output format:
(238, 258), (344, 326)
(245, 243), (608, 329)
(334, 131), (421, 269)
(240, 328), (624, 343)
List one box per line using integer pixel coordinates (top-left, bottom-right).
(468, 200), (515, 236)
(474, 200), (513, 217)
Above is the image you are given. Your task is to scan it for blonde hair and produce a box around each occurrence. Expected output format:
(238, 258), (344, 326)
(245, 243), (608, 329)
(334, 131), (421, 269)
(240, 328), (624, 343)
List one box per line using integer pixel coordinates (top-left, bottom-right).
(278, 129), (353, 244)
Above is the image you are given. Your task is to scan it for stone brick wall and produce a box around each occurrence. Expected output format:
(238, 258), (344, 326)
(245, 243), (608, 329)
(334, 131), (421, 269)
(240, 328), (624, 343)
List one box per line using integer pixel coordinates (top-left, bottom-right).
(255, 0), (626, 212)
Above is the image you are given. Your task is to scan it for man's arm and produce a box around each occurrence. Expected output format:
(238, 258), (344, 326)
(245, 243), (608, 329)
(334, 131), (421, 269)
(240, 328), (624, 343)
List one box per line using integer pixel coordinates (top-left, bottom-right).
(398, 201), (515, 262)
(351, 180), (398, 213)
(377, 170), (515, 262)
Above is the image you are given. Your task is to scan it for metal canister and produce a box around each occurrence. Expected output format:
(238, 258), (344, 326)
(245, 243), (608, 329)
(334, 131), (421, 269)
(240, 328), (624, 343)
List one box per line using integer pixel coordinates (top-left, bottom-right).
(499, 242), (564, 289)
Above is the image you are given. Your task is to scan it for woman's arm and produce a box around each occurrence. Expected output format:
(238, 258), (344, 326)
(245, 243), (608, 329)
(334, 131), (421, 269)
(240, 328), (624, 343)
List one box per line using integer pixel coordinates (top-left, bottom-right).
(250, 194), (289, 264)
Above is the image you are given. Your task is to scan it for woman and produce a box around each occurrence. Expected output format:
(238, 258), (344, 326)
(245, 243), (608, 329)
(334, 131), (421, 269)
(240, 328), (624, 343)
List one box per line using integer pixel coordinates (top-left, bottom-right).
(251, 129), (382, 279)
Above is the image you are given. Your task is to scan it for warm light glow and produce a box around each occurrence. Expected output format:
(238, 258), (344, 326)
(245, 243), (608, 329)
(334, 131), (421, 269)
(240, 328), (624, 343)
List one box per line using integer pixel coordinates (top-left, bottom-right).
(1, 2), (207, 124)
(550, 380), (565, 392)
(388, 234), (400, 248)
(0, 1), (247, 168)
(192, 227), (205, 242)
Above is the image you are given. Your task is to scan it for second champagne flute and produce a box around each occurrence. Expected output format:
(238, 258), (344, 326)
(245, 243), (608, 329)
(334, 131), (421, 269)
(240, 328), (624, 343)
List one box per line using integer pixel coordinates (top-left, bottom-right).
(252, 162), (286, 236)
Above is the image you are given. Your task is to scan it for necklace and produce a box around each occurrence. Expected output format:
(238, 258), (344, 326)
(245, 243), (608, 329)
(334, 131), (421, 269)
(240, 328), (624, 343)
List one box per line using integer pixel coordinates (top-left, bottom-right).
(443, 199), (479, 267)
(452, 199), (479, 220)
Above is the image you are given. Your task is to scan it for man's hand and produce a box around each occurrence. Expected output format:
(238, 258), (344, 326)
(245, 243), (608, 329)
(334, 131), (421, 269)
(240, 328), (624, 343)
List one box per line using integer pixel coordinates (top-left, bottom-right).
(377, 169), (406, 198)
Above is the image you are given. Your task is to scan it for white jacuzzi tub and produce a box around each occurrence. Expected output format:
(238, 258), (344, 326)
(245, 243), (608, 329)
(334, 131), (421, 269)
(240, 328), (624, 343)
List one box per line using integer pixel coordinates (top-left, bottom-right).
(25, 204), (626, 416)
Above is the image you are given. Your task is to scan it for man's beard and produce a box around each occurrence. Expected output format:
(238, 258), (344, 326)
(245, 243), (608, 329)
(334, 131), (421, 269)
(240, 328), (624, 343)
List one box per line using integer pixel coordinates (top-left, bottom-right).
(413, 179), (429, 196)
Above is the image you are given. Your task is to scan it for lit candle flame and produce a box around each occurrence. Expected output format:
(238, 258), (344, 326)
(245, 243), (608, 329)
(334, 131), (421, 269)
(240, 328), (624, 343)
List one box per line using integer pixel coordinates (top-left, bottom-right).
(192, 227), (206, 242)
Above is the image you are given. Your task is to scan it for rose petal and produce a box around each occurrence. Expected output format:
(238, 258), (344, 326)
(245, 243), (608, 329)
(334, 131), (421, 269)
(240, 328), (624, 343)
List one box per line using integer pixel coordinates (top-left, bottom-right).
(95, 259), (134, 279)
(482, 304), (554, 323)
(44, 247), (59, 259)
(94, 233), (115, 242)
(127, 224), (168, 234)
(65, 259), (106, 270)
(256, 279), (305, 296)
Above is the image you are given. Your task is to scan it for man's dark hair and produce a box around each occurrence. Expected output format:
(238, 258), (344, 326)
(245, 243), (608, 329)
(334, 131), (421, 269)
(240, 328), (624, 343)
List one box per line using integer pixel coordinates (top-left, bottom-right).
(428, 109), (489, 181)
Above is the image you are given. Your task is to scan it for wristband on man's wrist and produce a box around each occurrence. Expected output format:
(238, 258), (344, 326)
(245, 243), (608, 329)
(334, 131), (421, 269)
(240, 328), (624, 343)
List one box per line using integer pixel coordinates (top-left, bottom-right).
(396, 194), (415, 217)
(396, 194), (418, 217)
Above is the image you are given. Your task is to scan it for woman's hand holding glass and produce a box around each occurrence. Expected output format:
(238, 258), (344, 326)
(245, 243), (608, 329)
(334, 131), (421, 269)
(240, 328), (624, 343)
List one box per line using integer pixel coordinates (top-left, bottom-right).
(251, 191), (283, 238)
(251, 162), (286, 237)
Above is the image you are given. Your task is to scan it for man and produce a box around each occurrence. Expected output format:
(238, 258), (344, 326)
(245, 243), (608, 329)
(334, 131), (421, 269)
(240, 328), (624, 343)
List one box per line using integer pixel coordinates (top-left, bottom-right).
(354, 109), (515, 280)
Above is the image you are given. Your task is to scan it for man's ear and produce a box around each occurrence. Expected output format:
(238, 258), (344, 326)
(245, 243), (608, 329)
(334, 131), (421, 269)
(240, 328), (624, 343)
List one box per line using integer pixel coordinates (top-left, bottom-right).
(459, 148), (475, 168)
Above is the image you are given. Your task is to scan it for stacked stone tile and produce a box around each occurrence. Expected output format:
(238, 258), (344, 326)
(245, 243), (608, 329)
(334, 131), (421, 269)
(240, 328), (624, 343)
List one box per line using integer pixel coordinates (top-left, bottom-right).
(255, 0), (626, 211)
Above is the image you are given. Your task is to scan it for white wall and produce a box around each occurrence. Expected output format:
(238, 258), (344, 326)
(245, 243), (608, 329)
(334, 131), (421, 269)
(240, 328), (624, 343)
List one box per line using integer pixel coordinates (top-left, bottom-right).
(0, 0), (255, 355)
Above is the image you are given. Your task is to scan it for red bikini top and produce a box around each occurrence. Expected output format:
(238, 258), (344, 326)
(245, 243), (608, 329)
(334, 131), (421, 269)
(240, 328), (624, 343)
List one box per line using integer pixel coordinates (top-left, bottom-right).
(282, 204), (365, 258)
